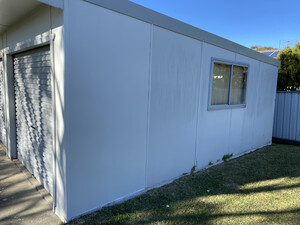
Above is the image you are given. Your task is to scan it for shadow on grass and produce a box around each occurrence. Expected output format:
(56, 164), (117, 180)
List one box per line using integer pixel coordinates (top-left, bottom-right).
(125, 208), (300, 225)
(69, 144), (300, 225)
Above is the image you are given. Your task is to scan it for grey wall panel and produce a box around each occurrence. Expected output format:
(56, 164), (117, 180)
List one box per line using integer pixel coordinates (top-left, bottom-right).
(273, 92), (300, 142)
(14, 46), (53, 195)
(289, 94), (298, 140)
(282, 93), (291, 139)
(272, 94), (278, 138)
(297, 96), (300, 141)
(277, 93), (285, 137)
(0, 59), (6, 146)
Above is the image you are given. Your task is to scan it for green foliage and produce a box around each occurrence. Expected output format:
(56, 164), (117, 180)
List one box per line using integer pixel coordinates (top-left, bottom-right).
(277, 43), (300, 91)
(208, 161), (213, 166)
(250, 45), (258, 50)
(190, 165), (196, 175)
(222, 153), (233, 162)
(250, 46), (278, 51)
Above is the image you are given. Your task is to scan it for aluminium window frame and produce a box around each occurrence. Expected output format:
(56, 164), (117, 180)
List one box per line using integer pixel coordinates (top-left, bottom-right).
(208, 58), (249, 111)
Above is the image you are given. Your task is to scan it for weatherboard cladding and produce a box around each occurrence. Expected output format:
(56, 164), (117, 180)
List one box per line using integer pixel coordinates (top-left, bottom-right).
(84, 0), (280, 67)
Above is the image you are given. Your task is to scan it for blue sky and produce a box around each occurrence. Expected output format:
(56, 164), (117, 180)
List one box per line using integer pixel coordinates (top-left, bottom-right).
(130, 0), (300, 49)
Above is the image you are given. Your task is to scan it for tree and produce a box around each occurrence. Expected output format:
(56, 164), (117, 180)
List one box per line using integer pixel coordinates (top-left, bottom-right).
(277, 43), (300, 91)
(250, 46), (278, 51)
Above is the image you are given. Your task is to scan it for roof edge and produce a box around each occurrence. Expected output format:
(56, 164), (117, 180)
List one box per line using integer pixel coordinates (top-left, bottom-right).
(83, 0), (280, 67)
(37, 0), (64, 9)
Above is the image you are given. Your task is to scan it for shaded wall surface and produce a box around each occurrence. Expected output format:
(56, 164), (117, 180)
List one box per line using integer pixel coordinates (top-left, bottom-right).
(0, 5), (67, 221)
(0, 59), (6, 146)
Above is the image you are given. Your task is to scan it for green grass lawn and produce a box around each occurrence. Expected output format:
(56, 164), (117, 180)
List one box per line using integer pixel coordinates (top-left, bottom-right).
(69, 144), (300, 225)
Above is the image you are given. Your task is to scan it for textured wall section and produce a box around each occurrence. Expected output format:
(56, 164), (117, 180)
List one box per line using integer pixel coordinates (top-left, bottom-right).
(147, 26), (202, 187)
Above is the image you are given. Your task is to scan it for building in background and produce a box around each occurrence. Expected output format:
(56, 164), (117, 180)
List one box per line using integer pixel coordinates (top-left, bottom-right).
(258, 50), (280, 58)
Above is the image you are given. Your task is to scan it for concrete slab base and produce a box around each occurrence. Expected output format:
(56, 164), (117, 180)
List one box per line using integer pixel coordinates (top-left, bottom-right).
(0, 144), (61, 225)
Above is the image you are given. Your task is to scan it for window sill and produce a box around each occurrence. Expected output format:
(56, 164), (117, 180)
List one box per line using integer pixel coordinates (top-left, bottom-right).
(207, 104), (246, 111)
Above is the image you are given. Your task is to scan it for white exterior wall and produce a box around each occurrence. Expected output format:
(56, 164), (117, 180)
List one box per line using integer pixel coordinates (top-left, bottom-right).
(195, 44), (278, 168)
(196, 43), (236, 166)
(66, 0), (278, 221)
(0, 0), (278, 222)
(253, 62), (278, 145)
(147, 26), (201, 187)
(0, 5), (68, 221)
(65, 0), (151, 218)
(0, 0), (279, 222)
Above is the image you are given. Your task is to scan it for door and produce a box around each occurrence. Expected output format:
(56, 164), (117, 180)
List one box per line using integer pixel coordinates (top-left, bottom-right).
(14, 46), (53, 195)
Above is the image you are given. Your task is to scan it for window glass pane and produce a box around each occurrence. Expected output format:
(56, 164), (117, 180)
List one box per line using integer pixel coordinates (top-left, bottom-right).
(211, 63), (231, 105)
(230, 66), (247, 104)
